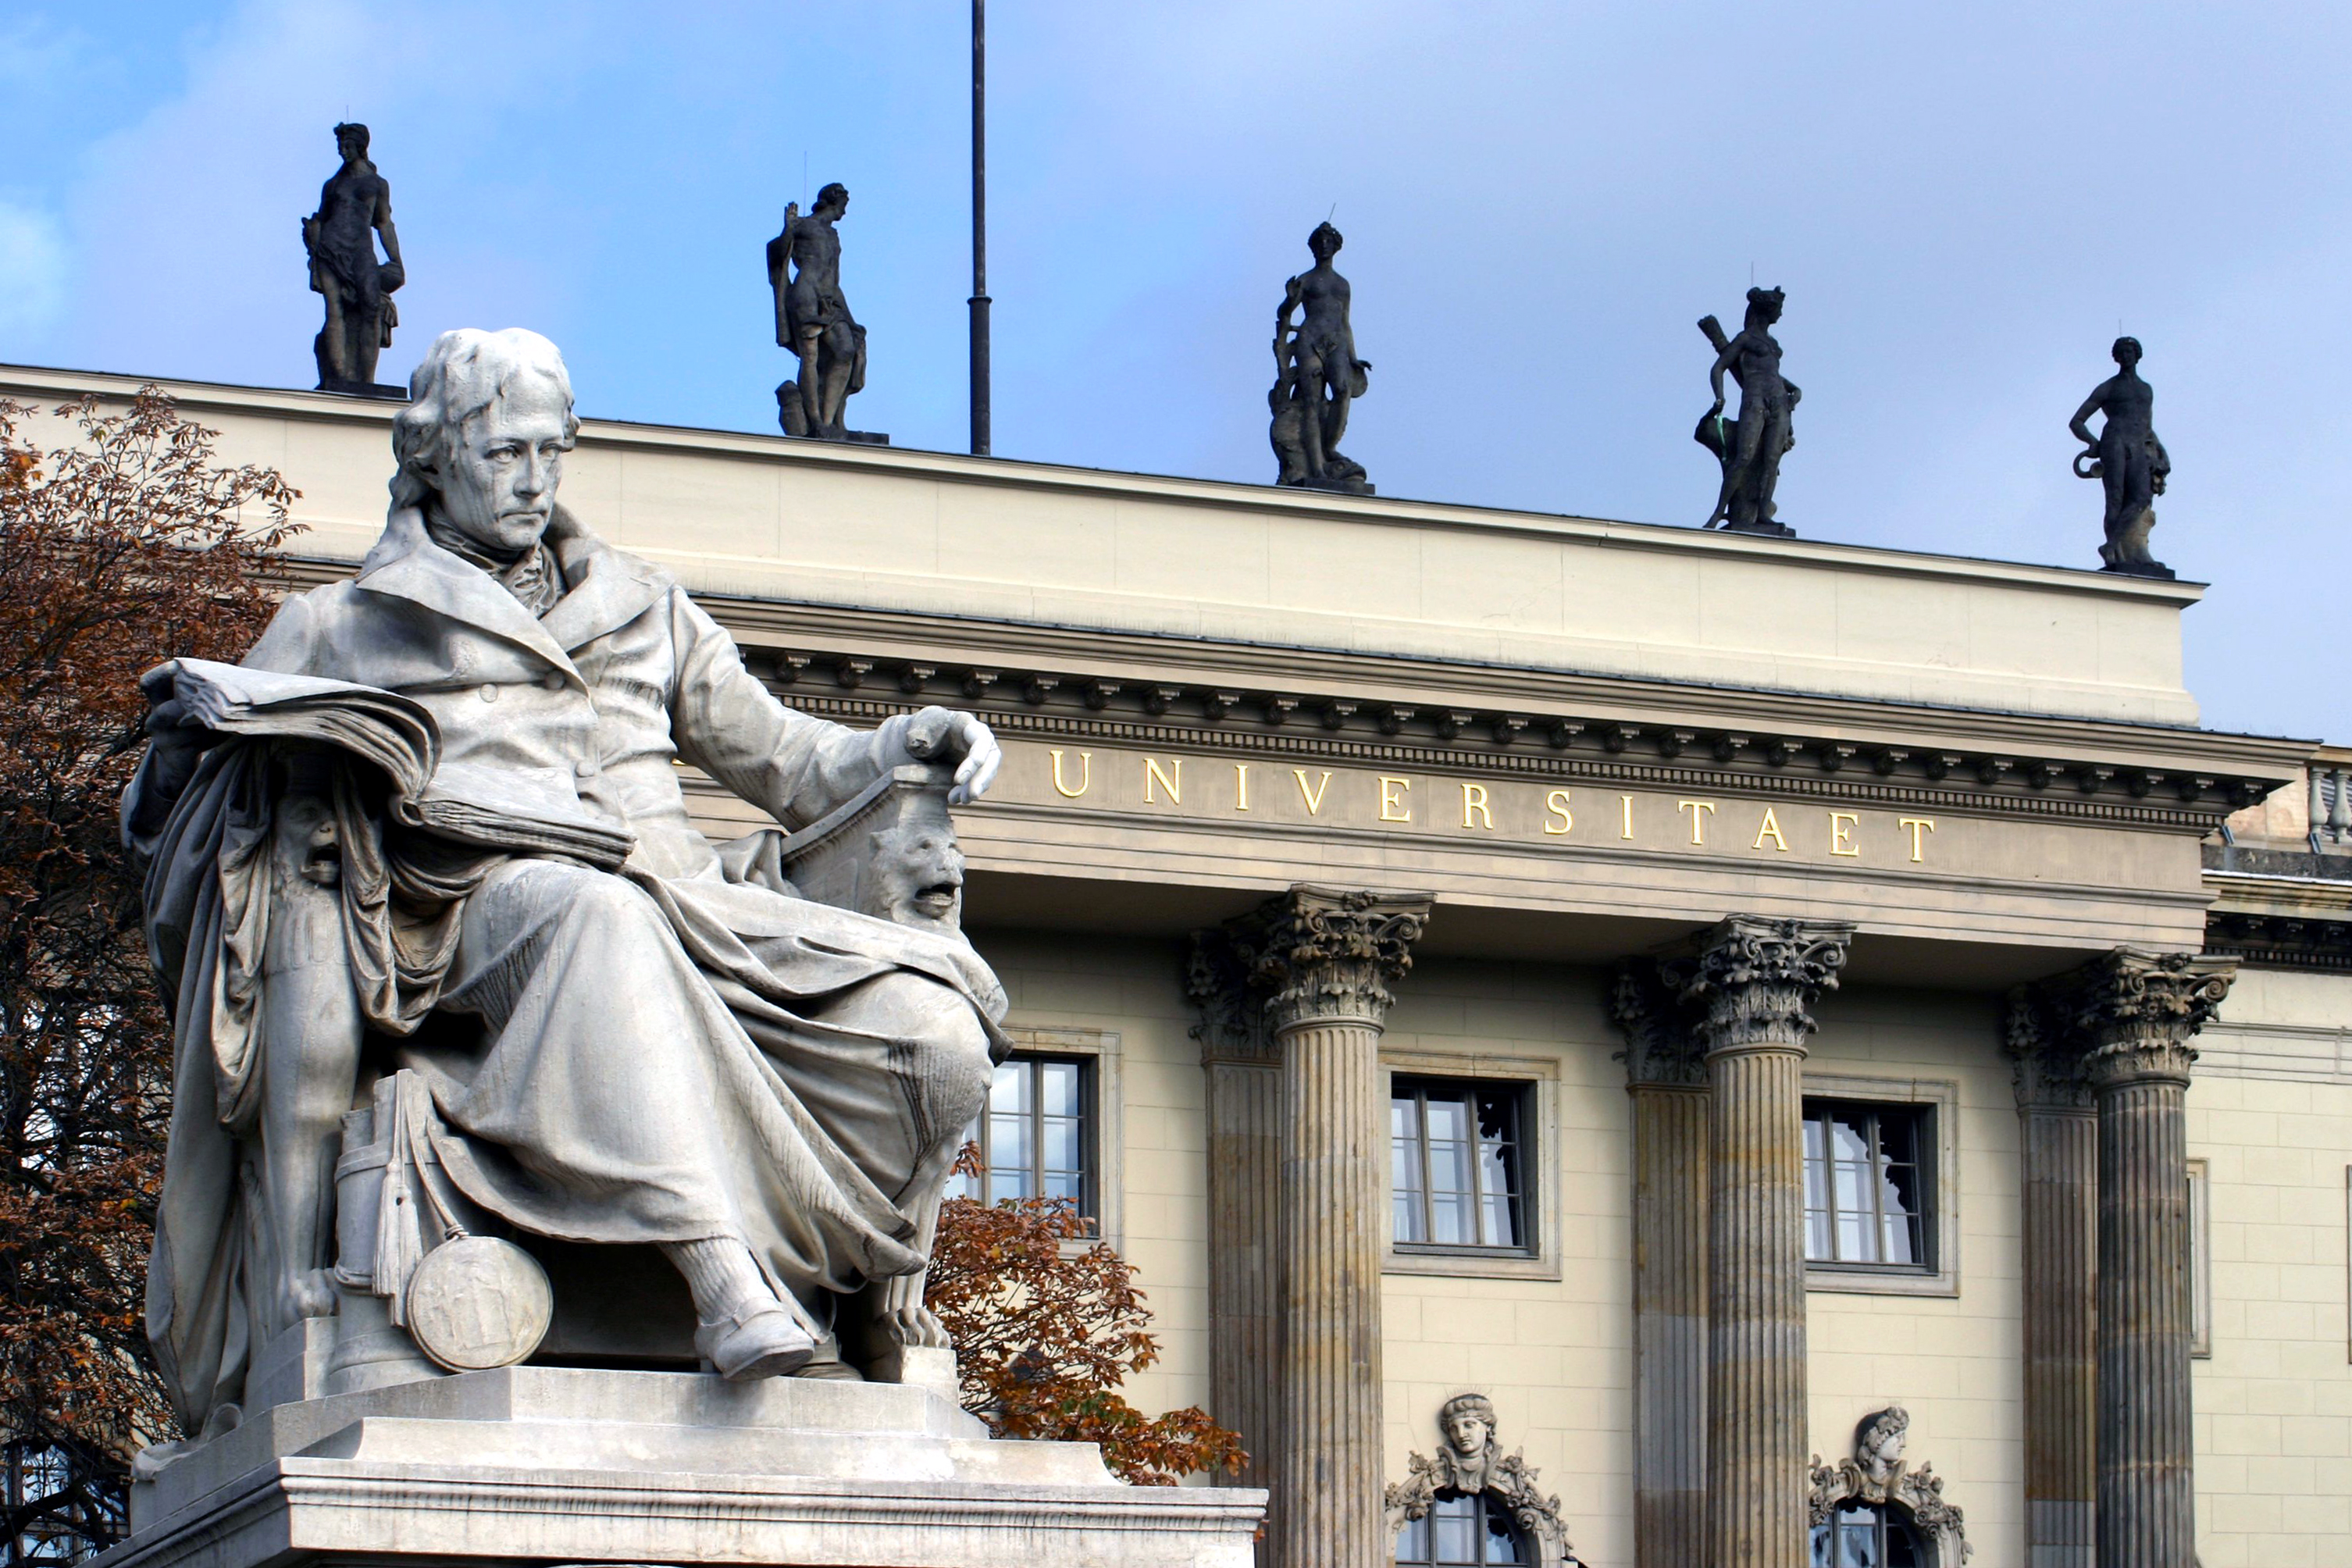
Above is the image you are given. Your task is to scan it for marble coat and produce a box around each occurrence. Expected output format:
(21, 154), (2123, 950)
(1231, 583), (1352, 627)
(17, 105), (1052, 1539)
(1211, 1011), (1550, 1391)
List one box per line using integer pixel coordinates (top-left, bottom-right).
(129, 504), (1004, 1427)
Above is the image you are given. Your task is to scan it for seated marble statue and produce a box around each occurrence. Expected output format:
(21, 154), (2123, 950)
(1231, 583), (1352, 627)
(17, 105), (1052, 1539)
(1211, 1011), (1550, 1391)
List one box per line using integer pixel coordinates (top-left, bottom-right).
(123, 327), (1007, 1436)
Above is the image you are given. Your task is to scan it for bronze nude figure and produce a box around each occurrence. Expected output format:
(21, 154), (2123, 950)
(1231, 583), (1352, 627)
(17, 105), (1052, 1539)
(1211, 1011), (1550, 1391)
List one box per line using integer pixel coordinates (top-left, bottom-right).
(2069, 335), (2174, 578)
(1269, 222), (1373, 494)
(767, 184), (880, 444)
(301, 123), (405, 396)
(1697, 287), (1800, 536)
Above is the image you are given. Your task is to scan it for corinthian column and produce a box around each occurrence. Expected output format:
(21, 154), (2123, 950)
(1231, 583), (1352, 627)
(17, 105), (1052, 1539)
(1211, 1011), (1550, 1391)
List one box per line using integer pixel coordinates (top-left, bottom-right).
(1185, 928), (1283, 1511)
(1240, 886), (1431, 1568)
(1675, 915), (1853, 1568)
(2004, 989), (2098, 1568)
(1611, 961), (1709, 1568)
(2058, 950), (2234, 1568)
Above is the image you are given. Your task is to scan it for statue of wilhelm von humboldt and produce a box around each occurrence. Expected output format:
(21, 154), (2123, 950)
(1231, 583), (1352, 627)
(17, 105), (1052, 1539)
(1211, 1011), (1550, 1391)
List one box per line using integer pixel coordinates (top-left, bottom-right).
(123, 328), (1010, 1441)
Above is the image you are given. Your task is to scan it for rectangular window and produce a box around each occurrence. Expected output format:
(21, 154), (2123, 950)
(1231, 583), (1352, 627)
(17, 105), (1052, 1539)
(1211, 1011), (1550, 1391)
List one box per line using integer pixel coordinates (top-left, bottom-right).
(1390, 1077), (1529, 1253)
(945, 1055), (1092, 1220)
(1803, 1099), (1932, 1270)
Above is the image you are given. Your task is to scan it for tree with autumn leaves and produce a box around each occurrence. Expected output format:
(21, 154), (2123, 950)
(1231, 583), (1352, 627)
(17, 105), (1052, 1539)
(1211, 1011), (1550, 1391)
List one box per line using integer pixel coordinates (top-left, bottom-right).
(0, 390), (1237, 1556)
(0, 390), (294, 1556)
(925, 1147), (1245, 1485)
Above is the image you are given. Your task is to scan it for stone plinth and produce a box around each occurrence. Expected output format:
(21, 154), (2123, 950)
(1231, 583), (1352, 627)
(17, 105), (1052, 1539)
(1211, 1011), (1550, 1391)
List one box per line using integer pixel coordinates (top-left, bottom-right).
(103, 1367), (1264, 1568)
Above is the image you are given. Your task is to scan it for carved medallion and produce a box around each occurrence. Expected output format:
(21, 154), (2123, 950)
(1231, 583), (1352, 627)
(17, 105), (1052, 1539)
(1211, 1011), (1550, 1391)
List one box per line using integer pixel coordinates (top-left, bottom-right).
(404, 1235), (554, 1372)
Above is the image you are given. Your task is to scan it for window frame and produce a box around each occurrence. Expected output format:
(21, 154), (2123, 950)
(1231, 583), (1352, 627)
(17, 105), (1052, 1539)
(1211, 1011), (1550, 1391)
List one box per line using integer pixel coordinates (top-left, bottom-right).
(1810, 1500), (1924, 1568)
(2187, 1156), (2211, 1359)
(1381, 1049), (1560, 1282)
(1393, 1489), (1533, 1566)
(1801, 1073), (1961, 1299)
(946, 1026), (1124, 1249)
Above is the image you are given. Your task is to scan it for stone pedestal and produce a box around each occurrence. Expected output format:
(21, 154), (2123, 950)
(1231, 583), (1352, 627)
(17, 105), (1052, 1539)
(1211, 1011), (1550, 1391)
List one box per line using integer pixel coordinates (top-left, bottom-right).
(1233, 886), (1430, 1568)
(1610, 963), (1709, 1568)
(1680, 916), (1852, 1568)
(102, 1367), (1263, 1568)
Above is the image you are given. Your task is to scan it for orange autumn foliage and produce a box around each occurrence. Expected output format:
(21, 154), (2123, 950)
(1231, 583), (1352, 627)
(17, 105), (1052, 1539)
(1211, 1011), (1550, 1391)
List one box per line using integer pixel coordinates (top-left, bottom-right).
(925, 1145), (1246, 1486)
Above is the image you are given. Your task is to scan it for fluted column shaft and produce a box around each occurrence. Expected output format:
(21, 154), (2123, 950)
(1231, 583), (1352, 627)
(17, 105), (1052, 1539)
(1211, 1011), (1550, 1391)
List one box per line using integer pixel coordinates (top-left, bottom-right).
(1613, 963), (1710, 1568)
(2020, 1102), (2098, 1568)
(1275, 1014), (1388, 1566)
(1205, 1054), (1281, 1492)
(1677, 916), (1852, 1568)
(1232, 886), (1430, 1568)
(2094, 1068), (2194, 1568)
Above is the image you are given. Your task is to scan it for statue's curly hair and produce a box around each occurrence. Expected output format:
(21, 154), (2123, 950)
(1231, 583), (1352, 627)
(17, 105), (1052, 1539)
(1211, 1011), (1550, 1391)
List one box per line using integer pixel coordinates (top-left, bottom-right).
(390, 328), (578, 510)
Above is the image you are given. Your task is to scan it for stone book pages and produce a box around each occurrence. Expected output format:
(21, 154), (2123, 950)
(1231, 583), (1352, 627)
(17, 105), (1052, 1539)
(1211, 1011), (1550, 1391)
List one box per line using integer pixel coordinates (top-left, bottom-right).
(148, 657), (635, 869)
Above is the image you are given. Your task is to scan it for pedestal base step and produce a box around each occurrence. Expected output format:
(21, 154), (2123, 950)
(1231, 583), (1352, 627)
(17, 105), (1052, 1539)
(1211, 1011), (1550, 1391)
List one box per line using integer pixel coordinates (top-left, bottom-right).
(105, 1367), (1261, 1568)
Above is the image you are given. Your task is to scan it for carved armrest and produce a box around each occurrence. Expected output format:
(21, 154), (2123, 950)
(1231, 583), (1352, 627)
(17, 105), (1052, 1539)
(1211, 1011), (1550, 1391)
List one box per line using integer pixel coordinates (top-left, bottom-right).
(739, 761), (968, 932)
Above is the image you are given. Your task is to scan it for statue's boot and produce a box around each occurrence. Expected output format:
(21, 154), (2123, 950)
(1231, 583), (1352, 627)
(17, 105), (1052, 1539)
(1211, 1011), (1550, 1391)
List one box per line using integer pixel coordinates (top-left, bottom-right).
(695, 1302), (817, 1381)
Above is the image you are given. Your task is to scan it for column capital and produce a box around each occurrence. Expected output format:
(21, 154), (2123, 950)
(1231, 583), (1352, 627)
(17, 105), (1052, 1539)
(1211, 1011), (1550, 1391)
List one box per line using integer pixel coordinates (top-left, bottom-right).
(1228, 885), (1433, 1035)
(1185, 928), (1276, 1067)
(1679, 915), (1855, 1057)
(2022, 949), (2237, 1092)
(2003, 985), (2094, 1111)
(1611, 959), (1706, 1088)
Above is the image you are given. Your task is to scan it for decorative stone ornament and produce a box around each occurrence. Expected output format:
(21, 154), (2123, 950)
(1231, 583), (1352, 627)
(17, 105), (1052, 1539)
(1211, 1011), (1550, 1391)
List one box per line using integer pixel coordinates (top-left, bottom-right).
(402, 1235), (554, 1372)
(1384, 1393), (1581, 1565)
(1238, 884), (1431, 1032)
(1807, 1406), (1972, 1564)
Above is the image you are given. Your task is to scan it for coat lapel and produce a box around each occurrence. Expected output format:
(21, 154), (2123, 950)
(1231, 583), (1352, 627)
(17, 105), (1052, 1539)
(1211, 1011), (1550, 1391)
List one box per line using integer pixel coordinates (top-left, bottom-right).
(540, 507), (669, 653)
(354, 508), (579, 677)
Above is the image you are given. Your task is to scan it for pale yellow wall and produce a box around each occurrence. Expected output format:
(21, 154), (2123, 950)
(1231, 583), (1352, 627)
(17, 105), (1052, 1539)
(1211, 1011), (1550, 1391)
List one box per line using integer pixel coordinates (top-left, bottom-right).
(2188, 965), (2352, 1566)
(969, 928), (1215, 1434)
(1377, 957), (1636, 1566)
(1805, 989), (2026, 1566)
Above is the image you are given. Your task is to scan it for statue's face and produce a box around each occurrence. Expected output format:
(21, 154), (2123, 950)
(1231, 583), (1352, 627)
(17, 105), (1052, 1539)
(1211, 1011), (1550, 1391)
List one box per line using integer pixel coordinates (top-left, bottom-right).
(870, 825), (964, 930)
(1444, 1412), (1491, 1454)
(433, 375), (571, 555)
(337, 128), (366, 162)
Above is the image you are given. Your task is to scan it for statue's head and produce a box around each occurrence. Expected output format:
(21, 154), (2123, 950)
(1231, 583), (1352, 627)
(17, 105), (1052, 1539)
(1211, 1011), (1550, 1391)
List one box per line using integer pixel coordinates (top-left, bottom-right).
(1438, 1392), (1498, 1459)
(392, 328), (579, 556)
(333, 122), (370, 161)
(816, 182), (850, 218)
(868, 821), (964, 930)
(1308, 221), (1344, 261)
(1744, 286), (1785, 327)
(1855, 1406), (1908, 1480)
(2111, 335), (2142, 368)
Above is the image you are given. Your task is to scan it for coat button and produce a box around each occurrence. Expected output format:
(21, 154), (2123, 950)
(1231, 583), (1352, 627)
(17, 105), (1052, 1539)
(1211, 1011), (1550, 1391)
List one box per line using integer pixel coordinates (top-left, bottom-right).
(478, 684), (499, 703)
(576, 758), (600, 779)
(542, 672), (565, 691)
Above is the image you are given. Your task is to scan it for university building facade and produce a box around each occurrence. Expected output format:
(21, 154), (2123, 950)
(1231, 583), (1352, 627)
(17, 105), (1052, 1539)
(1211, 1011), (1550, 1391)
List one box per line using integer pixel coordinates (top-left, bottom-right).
(12, 364), (2347, 1568)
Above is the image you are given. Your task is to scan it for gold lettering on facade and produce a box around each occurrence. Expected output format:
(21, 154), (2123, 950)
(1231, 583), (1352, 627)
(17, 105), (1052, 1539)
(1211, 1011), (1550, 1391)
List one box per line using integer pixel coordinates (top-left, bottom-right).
(1145, 757), (1181, 804)
(1620, 795), (1635, 840)
(1462, 782), (1494, 830)
(1050, 749), (1092, 798)
(1753, 806), (1790, 852)
(1295, 769), (1335, 815)
(1899, 816), (1936, 863)
(1677, 800), (1716, 845)
(1234, 763), (1250, 811)
(1379, 775), (1413, 822)
(1829, 811), (1860, 857)
(1544, 789), (1573, 835)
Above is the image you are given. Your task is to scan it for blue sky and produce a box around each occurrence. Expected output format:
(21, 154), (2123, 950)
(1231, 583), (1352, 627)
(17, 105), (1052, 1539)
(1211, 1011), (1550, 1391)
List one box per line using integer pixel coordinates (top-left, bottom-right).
(3, 2), (2347, 743)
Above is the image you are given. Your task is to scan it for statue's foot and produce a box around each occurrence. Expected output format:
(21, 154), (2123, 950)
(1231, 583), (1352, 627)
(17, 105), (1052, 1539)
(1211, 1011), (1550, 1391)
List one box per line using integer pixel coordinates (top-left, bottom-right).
(695, 1303), (817, 1381)
(291, 1268), (339, 1319)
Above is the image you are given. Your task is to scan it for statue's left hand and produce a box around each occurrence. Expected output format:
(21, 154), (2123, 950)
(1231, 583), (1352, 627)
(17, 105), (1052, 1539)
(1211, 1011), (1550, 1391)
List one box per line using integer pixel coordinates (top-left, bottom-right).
(902, 707), (1002, 806)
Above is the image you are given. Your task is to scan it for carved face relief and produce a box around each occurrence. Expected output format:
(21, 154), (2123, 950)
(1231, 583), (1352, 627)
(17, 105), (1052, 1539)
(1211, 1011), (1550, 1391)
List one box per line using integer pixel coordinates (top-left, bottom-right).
(1443, 1411), (1491, 1457)
(869, 824), (964, 931)
(432, 376), (572, 557)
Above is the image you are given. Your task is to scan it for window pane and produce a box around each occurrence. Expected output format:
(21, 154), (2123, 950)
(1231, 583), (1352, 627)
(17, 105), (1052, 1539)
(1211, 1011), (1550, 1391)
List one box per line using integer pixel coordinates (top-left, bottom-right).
(1392, 1096), (1421, 1140)
(989, 1061), (1031, 1113)
(1837, 1209), (1874, 1263)
(1481, 1191), (1518, 1250)
(991, 1110), (1031, 1178)
(1392, 1079), (1531, 1253)
(1830, 1113), (1871, 1164)
(1807, 1207), (1832, 1260)
(1426, 1097), (1469, 1148)
(1431, 1188), (1475, 1246)
(1431, 1494), (1477, 1564)
(1040, 1060), (1082, 1117)
(1397, 1513), (1431, 1565)
(987, 1165), (1032, 1203)
(1042, 1170), (1083, 1206)
(1478, 1492), (1526, 1563)
(1043, 1114), (1083, 1174)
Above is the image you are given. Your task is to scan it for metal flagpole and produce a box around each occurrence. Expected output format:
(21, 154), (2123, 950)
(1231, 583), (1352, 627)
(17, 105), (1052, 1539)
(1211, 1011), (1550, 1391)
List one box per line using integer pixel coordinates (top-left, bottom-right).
(968, 0), (991, 456)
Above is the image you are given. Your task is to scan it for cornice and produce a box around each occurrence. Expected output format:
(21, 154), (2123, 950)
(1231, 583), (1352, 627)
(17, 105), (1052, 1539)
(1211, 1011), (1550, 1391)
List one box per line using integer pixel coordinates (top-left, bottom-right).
(750, 679), (2276, 835)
